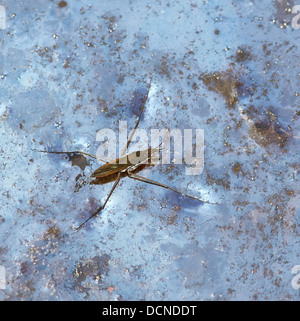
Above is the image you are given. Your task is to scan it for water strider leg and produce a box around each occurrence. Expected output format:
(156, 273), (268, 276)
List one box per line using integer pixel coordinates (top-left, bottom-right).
(34, 149), (108, 163)
(77, 82), (151, 229)
(127, 171), (219, 205)
(76, 82), (151, 229)
(75, 172), (122, 231)
(121, 81), (152, 156)
(36, 83), (152, 231)
(76, 82), (152, 230)
(35, 82), (152, 162)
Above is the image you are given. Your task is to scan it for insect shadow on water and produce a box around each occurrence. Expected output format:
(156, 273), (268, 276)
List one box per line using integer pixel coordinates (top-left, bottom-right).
(36, 82), (218, 231)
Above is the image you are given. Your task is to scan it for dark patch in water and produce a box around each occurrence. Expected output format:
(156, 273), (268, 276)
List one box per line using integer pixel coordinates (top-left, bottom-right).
(67, 153), (89, 171)
(71, 254), (110, 298)
(127, 87), (149, 119)
(248, 121), (289, 148)
(234, 46), (252, 62)
(247, 108), (290, 149)
(199, 69), (243, 108)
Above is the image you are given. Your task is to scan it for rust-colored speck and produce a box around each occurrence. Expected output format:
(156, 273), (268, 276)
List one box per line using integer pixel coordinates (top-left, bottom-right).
(58, 1), (68, 8)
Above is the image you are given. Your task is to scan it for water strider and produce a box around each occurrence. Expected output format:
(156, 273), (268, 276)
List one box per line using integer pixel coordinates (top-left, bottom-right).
(37, 83), (218, 230)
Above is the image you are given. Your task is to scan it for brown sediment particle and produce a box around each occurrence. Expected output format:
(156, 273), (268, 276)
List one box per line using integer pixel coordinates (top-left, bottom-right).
(71, 254), (110, 297)
(199, 69), (243, 108)
(97, 97), (108, 113)
(232, 162), (242, 173)
(58, 1), (68, 8)
(206, 172), (231, 190)
(42, 225), (61, 240)
(235, 47), (252, 62)
(248, 121), (289, 148)
(285, 189), (295, 196)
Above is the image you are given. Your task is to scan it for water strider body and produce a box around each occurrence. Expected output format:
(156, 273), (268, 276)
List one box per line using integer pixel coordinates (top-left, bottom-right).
(37, 83), (218, 230)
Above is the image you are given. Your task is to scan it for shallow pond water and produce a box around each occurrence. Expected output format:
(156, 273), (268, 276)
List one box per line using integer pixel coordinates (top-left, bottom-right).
(0, 0), (299, 300)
